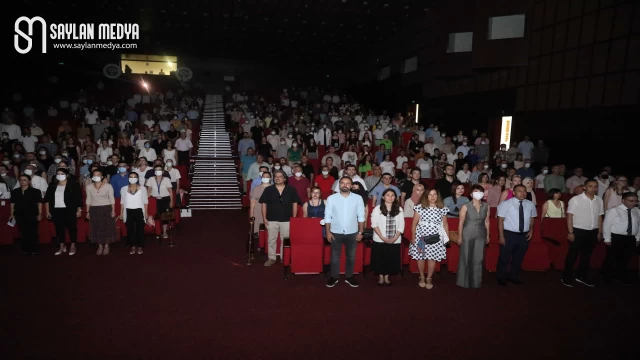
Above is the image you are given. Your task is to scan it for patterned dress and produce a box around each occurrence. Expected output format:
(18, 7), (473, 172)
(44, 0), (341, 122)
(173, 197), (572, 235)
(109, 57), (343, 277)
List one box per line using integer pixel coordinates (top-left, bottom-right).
(409, 205), (449, 261)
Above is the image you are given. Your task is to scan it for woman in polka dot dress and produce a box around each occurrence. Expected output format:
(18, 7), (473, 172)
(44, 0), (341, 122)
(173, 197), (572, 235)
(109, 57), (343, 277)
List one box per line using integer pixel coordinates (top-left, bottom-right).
(410, 188), (450, 289)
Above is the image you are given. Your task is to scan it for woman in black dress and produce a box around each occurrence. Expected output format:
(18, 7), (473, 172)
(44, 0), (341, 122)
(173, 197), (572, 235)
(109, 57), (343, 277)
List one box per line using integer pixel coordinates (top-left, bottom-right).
(10, 175), (43, 255)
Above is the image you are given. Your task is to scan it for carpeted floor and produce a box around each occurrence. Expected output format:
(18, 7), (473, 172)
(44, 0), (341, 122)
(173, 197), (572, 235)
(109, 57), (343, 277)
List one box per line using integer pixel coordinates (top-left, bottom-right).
(1, 210), (638, 359)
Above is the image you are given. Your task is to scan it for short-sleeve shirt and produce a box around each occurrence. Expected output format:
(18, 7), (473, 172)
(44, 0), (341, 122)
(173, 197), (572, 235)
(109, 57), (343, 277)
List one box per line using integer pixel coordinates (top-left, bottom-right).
(147, 177), (173, 198)
(259, 185), (301, 222)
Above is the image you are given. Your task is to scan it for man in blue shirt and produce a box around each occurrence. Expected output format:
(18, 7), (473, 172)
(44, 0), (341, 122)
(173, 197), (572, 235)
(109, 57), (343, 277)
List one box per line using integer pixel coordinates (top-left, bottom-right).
(110, 161), (130, 198)
(370, 173), (400, 206)
(496, 184), (537, 286)
(240, 148), (257, 194)
(238, 132), (255, 157)
(324, 176), (366, 288)
(516, 159), (535, 179)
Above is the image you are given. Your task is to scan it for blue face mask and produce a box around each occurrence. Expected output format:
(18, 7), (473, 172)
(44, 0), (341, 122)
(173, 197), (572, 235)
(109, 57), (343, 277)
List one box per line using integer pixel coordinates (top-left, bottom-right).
(144, 144), (150, 148)
(119, 167), (127, 173)
(87, 160), (93, 165)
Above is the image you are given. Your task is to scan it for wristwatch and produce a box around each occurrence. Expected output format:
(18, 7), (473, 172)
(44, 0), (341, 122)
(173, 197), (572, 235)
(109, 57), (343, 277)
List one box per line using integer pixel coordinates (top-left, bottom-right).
(358, 232), (363, 235)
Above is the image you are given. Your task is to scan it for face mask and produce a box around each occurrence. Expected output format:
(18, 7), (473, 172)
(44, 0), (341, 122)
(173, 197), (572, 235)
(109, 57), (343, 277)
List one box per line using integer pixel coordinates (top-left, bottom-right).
(472, 192), (484, 200)
(322, 171), (329, 176)
(2, 160), (9, 165)
(542, 170), (548, 174)
(39, 151), (46, 155)
(145, 144), (150, 148)
(441, 134), (446, 137)
(481, 141), (487, 145)
(166, 161), (173, 167)
(56, 174), (67, 181)
(128, 178), (138, 184)
(274, 165), (281, 170)
(153, 170), (162, 176)
(524, 163), (531, 168)
(13, 154), (20, 159)
(292, 143), (297, 147)
(62, 153), (68, 157)
(501, 164), (507, 169)
(288, 134), (293, 138)
(54, 158), (62, 164)
(24, 169), (33, 176)
(119, 167), (127, 173)
(107, 161), (113, 166)
(87, 160), (93, 165)
(270, 131), (275, 135)
(294, 172), (302, 177)
(434, 127), (438, 131)
(338, 130), (343, 134)
(280, 141), (286, 145)
(483, 165), (489, 169)
(261, 178), (270, 184)
(92, 176), (102, 182)
(462, 142), (467, 146)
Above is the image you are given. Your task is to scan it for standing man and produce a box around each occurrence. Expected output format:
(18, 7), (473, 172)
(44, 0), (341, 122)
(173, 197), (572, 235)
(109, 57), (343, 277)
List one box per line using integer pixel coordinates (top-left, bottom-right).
(259, 170), (301, 267)
(174, 131), (193, 166)
(601, 192), (639, 284)
(562, 179), (604, 287)
(496, 184), (537, 286)
(324, 177), (366, 288)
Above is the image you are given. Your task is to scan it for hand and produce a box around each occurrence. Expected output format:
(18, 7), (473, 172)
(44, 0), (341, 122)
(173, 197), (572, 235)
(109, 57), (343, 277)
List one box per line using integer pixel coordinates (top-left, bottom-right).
(567, 233), (575, 242)
(111, 211), (116, 218)
(36, 214), (42, 222)
(356, 233), (363, 242)
(526, 230), (533, 241)
(86, 213), (90, 220)
(326, 232), (334, 243)
(410, 237), (416, 244)
(170, 202), (174, 209)
(597, 232), (603, 243)
(76, 210), (82, 219)
(604, 241), (611, 247)
(46, 213), (52, 220)
(499, 236), (505, 245)
(263, 219), (268, 228)
(485, 235), (490, 245)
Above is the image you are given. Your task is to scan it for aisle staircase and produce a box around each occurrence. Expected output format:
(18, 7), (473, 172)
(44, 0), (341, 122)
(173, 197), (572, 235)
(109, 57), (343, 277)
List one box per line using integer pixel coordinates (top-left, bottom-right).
(189, 95), (242, 210)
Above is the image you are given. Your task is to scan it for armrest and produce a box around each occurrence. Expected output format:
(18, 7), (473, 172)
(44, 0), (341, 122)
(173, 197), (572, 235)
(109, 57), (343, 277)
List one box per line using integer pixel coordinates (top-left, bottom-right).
(283, 237), (291, 247)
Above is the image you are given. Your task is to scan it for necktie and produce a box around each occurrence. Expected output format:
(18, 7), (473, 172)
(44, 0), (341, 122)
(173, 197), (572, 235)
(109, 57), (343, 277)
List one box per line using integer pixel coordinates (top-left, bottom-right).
(519, 200), (525, 233)
(627, 209), (633, 236)
(324, 130), (328, 146)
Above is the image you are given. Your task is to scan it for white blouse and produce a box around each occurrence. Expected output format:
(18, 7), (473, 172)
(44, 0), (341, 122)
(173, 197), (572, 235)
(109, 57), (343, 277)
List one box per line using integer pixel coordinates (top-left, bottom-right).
(119, 186), (149, 222)
(370, 205), (405, 244)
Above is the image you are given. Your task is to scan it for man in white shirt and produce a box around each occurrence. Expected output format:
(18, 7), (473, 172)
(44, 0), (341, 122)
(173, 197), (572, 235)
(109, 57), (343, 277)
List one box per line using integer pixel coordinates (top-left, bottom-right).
(565, 167), (588, 194)
(341, 144), (358, 168)
(321, 147), (341, 170)
(174, 131), (193, 166)
(332, 164), (367, 192)
(18, 128), (39, 153)
(424, 137), (439, 157)
(517, 136), (535, 160)
(562, 180), (604, 287)
(601, 192), (639, 283)
(85, 108), (99, 127)
(3, 118), (21, 140)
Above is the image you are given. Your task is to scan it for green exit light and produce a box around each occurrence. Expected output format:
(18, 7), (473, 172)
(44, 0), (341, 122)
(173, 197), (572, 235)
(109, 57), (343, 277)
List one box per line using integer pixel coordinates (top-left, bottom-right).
(58, 62), (64, 65)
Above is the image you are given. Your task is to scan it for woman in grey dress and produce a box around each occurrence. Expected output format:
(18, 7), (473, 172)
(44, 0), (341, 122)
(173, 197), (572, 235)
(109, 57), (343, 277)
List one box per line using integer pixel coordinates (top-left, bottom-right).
(456, 184), (490, 288)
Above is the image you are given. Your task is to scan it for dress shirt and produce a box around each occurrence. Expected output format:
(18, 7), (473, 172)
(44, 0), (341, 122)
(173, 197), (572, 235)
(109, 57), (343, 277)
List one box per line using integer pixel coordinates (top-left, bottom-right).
(370, 184), (400, 206)
(565, 176), (588, 193)
(567, 193), (604, 230)
(324, 192), (365, 235)
(603, 205), (640, 242)
(497, 197), (537, 232)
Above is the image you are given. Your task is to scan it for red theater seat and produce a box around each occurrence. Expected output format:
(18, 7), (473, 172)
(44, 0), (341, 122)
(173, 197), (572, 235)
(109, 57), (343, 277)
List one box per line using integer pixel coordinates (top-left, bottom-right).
(540, 218), (568, 270)
(521, 221), (550, 271)
(282, 218), (324, 279)
(0, 201), (18, 245)
(446, 217), (460, 273)
(485, 218), (500, 272)
(242, 180), (251, 208)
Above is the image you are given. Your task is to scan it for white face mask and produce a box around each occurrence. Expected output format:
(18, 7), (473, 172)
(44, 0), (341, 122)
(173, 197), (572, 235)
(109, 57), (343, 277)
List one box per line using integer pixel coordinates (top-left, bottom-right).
(280, 141), (285, 145)
(261, 178), (270, 184)
(155, 170), (163, 176)
(92, 176), (102, 182)
(292, 143), (297, 147)
(472, 192), (484, 200)
(62, 153), (68, 157)
(322, 171), (329, 176)
(24, 169), (33, 176)
(271, 131), (275, 135)
(166, 161), (173, 167)
(524, 163), (531, 168)
(39, 151), (46, 155)
(542, 169), (548, 174)
(54, 158), (62, 164)
(56, 174), (67, 181)
(2, 160), (9, 165)
(107, 161), (113, 166)
(274, 165), (281, 170)
(483, 164), (489, 169)
(294, 172), (302, 177)
(462, 142), (467, 146)
(128, 178), (138, 184)
(501, 164), (507, 169)
(288, 134), (293, 138)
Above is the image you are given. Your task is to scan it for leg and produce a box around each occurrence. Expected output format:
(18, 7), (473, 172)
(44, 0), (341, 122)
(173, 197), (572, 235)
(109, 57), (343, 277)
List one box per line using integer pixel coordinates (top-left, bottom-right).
(496, 233), (515, 281)
(576, 230), (597, 280)
(330, 233), (344, 279)
(135, 211), (145, 248)
(278, 221), (290, 259)
(126, 210), (137, 247)
(266, 221), (280, 261)
(509, 235), (529, 281)
(65, 210), (77, 244)
(601, 237), (620, 281)
(562, 233), (582, 281)
(417, 259), (426, 287)
(343, 234), (357, 278)
(426, 260), (436, 289)
(456, 235), (470, 288)
(52, 209), (66, 248)
(616, 236), (635, 282)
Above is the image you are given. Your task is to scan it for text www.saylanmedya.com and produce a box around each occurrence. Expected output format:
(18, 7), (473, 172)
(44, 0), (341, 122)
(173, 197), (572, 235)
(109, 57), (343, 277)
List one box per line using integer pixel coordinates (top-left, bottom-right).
(51, 42), (138, 50)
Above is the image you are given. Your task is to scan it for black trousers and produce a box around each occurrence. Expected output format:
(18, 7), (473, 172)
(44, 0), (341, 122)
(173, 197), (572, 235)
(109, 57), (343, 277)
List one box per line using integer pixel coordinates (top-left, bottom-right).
(497, 231), (529, 281)
(177, 150), (189, 166)
(51, 207), (78, 246)
(126, 208), (145, 247)
(602, 233), (636, 280)
(563, 228), (598, 280)
(17, 215), (39, 253)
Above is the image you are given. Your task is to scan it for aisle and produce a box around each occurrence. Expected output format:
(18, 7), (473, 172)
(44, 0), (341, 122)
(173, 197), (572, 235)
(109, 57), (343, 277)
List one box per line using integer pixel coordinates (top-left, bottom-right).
(0, 210), (637, 359)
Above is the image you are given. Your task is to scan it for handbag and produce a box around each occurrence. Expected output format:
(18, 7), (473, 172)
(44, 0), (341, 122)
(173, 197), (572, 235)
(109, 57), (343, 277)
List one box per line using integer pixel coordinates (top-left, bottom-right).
(362, 228), (374, 239)
(160, 209), (176, 221)
(420, 234), (441, 245)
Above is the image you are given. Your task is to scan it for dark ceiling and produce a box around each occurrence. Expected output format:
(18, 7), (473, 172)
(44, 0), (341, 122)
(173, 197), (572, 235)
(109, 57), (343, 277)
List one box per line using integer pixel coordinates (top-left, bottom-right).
(15, 0), (439, 64)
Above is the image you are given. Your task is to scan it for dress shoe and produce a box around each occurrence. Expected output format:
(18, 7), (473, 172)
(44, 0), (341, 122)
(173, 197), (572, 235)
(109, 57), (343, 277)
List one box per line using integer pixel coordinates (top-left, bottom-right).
(497, 279), (507, 286)
(507, 278), (524, 285)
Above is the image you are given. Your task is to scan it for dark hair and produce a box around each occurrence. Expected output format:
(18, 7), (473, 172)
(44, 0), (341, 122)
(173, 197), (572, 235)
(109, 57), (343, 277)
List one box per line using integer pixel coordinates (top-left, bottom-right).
(56, 168), (69, 175)
(379, 189), (400, 217)
(410, 167), (421, 175)
(259, 165), (270, 171)
(622, 192), (638, 200)
(450, 181), (463, 200)
(345, 164), (356, 171)
(91, 169), (103, 177)
(513, 184), (526, 192)
(339, 176), (353, 185)
(478, 172), (490, 184)
(584, 179), (598, 187)
(470, 184), (484, 193)
(547, 188), (562, 200)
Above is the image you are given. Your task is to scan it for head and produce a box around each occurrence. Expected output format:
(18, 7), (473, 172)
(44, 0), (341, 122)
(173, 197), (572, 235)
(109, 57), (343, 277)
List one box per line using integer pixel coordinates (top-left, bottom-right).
(420, 188), (444, 208)
(345, 164), (357, 177)
(381, 173), (393, 185)
(621, 192), (639, 209)
(339, 176), (353, 194)
(551, 165), (560, 175)
(410, 168), (421, 181)
(273, 170), (286, 185)
(548, 188), (563, 200)
(91, 169), (104, 183)
(452, 182), (465, 198)
(614, 175), (628, 189)
(18, 174), (31, 187)
(381, 188), (398, 205)
(470, 184), (485, 201)
(444, 164), (454, 177)
(310, 186), (322, 200)
(513, 184), (527, 200)
(584, 179), (598, 196)
(55, 168), (69, 182)
(511, 175), (522, 187)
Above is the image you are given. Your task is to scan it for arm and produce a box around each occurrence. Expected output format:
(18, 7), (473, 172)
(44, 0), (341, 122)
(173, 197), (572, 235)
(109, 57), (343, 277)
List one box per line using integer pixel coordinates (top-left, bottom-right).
(411, 211), (419, 243)
(527, 217), (535, 240)
(484, 206), (491, 244)
(371, 207), (386, 242)
(541, 201), (549, 218)
(597, 215), (603, 242)
(566, 213), (575, 241)
(602, 209), (613, 244)
(261, 203), (268, 226)
(442, 214), (449, 234)
(400, 192), (407, 206)
(168, 183), (175, 208)
(498, 217), (506, 245)
(499, 190), (508, 203)
(357, 200), (365, 242)
(37, 202), (42, 221)
(45, 202), (50, 218)
(302, 202), (308, 218)
(457, 205), (466, 244)
(603, 189), (611, 211)
(292, 202), (297, 218)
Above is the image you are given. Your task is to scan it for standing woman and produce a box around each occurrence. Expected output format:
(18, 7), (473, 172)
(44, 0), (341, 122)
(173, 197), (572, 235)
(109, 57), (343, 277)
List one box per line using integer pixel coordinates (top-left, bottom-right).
(45, 168), (82, 256)
(86, 169), (117, 255)
(456, 185), (490, 288)
(119, 172), (148, 255)
(10, 174), (43, 255)
(146, 164), (174, 239)
(370, 189), (405, 286)
(410, 188), (450, 289)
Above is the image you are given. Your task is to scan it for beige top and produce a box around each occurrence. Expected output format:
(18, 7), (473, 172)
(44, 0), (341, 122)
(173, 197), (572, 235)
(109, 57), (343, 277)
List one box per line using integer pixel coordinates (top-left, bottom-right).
(85, 183), (115, 206)
(147, 177), (173, 198)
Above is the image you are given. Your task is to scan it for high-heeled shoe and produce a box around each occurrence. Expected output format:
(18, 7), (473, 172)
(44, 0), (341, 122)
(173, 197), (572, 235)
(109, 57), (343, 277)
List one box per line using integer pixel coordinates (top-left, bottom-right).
(103, 245), (110, 255)
(129, 247), (136, 255)
(55, 245), (67, 256)
(137, 248), (143, 255)
(418, 276), (426, 288)
(68, 244), (76, 256)
(96, 245), (103, 255)
(426, 278), (434, 290)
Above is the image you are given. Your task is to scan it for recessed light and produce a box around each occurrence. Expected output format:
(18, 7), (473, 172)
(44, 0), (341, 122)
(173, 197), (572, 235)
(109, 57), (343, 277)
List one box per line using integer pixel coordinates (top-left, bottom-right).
(383, 3), (389, 7)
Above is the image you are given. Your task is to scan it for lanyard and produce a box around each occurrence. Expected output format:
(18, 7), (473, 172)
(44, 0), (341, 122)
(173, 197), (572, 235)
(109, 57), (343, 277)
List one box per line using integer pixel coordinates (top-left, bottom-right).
(156, 178), (162, 196)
